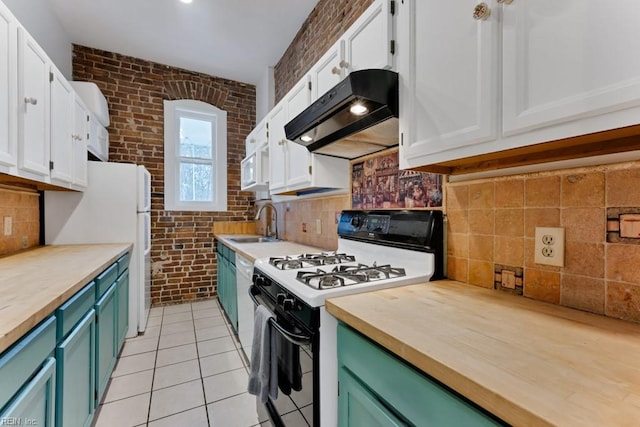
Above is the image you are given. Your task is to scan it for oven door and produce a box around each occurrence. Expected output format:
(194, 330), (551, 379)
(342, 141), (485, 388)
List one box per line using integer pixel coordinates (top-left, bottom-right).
(249, 285), (317, 427)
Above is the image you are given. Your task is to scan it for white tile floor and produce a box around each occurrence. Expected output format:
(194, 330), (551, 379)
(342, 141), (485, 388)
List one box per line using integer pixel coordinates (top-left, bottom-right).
(93, 299), (311, 427)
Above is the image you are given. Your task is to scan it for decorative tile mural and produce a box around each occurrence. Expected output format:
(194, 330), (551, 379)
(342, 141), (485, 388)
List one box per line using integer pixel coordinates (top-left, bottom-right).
(351, 148), (443, 209)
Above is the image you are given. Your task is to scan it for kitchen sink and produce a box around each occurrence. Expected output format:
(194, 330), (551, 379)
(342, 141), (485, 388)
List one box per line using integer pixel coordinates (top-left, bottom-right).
(229, 236), (281, 243)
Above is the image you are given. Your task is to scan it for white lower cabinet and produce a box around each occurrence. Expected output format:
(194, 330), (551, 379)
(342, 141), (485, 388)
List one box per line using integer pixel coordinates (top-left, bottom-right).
(398, 0), (640, 172)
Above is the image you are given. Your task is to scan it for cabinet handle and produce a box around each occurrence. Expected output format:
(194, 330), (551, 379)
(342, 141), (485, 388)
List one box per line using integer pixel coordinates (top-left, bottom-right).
(24, 97), (38, 105)
(496, 0), (513, 4)
(473, 2), (491, 20)
(331, 66), (341, 75)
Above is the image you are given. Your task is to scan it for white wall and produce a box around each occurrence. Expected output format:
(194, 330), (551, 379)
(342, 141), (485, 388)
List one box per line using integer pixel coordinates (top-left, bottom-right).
(255, 66), (275, 122)
(4, 0), (72, 79)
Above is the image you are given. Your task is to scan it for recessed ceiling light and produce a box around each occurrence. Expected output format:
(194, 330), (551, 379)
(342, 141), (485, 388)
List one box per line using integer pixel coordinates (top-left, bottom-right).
(301, 135), (313, 143)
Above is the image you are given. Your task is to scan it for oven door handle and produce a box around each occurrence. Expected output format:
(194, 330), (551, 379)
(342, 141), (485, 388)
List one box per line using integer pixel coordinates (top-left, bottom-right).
(249, 285), (312, 346)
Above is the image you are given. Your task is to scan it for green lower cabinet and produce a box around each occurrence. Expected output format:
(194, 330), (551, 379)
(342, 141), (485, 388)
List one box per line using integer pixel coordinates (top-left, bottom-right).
(116, 269), (129, 350)
(217, 243), (238, 332)
(0, 357), (56, 427)
(337, 323), (505, 427)
(95, 284), (117, 406)
(228, 260), (238, 332)
(56, 310), (95, 427)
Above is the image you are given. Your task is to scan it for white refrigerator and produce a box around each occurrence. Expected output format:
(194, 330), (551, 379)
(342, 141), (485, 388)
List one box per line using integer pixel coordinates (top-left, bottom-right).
(45, 161), (151, 338)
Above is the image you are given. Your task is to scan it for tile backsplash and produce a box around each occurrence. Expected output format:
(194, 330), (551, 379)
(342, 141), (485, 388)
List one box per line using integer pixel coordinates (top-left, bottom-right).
(446, 160), (640, 323)
(0, 186), (40, 256)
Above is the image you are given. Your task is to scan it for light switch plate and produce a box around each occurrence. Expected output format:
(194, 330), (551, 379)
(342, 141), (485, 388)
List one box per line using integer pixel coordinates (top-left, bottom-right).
(534, 227), (565, 267)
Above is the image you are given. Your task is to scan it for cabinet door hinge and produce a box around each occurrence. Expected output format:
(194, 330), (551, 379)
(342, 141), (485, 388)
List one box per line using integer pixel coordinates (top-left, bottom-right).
(390, 0), (396, 15)
(390, 40), (396, 55)
(95, 390), (98, 402)
(87, 133), (90, 140)
(309, 165), (312, 175)
(308, 80), (312, 91)
(337, 381), (340, 396)
(49, 71), (54, 82)
(86, 115), (90, 122)
(400, 132), (404, 146)
(49, 161), (54, 170)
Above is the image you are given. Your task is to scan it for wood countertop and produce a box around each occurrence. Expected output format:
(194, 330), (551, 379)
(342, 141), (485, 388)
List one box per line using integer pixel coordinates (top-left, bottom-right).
(0, 244), (132, 354)
(214, 234), (325, 262)
(326, 280), (640, 427)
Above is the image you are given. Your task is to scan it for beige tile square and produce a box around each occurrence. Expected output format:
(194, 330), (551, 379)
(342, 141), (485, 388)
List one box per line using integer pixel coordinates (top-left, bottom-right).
(605, 281), (640, 323)
(469, 182), (494, 209)
(162, 311), (193, 325)
(103, 370), (154, 403)
(158, 330), (196, 350)
(495, 208), (524, 237)
(120, 336), (158, 357)
(146, 316), (162, 328)
(193, 308), (222, 320)
(141, 326), (161, 338)
(561, 275), (605, 315)
(467, 260), (494, 289)
(446, 256), (468, 283)
(494, 236), (524, 266)
(163, 303), (192, 315)
(153, 359), (201, 390)
(561, 172), (605, 207)
(606, 244), (640, 283)
(147, 406), (208, 427)
(468, 235), (494, 262)
(194, 316), (226, 330)
(149, 307), (164, 318)
(196, 325), (229, 342)
(446, 184), (469, 210)
(197, 336), (236, 358)
(562, 208), (605, 244)
(606, 168), (640, 207)
(525, 176), (560, 207)
(94, 392), (150, 427)
(494, 178), (524, 208)
(149, 380), (205, 421)
(112, 352), (156, 377)
(564, 242), (605, 279)
(202, 368), (248, 403)
(468, 209), (494, 235)
(524, 208), (561, 238)
(191, 299), (219, 311)
(207, 393), (268, 426)
(156, 343), (198, 368)
(161, 320), (194, 336)
(524, 268), (560, 304)
(200, 350), (245, 378)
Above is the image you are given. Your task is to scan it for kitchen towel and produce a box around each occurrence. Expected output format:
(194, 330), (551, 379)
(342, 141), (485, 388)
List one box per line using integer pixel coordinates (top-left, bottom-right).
(247, 305), (278, 403)
(276, 316), (303, 395)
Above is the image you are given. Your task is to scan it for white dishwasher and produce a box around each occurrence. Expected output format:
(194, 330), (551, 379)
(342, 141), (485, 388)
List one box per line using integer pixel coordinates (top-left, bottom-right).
(235, 253), (255, 361)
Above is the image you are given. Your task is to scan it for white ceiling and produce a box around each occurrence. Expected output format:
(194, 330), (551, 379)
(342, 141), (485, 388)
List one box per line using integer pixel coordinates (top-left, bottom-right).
(49, 0), (319, 85)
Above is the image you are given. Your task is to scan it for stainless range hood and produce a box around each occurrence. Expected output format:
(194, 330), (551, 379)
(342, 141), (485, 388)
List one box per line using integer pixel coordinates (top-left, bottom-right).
(285, 69), (399, 159)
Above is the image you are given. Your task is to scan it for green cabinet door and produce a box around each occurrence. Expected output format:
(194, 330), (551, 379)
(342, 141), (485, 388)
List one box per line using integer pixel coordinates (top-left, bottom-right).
(228, 260), (238, 332)
(56, 310), (95, 427)
(95, 283), (117, 406)
(337, 323), (505, 427)
(339, 366), (407, 427)
(116, 269), (129, 351)
(0, 357), (56, 427)
(217, 249), (226, 311)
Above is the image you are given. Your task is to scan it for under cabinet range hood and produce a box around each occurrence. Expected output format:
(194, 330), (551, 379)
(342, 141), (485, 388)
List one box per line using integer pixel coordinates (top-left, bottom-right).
(285, 69), (399, 159)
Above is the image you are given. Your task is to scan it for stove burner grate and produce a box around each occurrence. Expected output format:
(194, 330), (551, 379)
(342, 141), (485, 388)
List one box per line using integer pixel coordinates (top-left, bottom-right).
(269, 252), (356, 270)
(296, 263), (406, 289)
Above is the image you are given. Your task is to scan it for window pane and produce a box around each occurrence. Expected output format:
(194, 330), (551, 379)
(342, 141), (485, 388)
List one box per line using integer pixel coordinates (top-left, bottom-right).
(180, 162), (213, 202)
(179, 117), (213, 159)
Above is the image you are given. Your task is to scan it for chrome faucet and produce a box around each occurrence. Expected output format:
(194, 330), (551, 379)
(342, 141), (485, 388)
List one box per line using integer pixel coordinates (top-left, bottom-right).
(255, 202), (278, 240)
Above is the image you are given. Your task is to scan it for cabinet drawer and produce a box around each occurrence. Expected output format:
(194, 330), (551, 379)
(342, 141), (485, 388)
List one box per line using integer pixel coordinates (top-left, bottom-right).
(95, 262), (118, 299)
(117, 252), (130, 277)
(0, 316), (56, 411)
(56, 281), (96, 341)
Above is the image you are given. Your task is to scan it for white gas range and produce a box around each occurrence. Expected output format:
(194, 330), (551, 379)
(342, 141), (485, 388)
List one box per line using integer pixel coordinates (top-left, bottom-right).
(250, 210), (444, 427)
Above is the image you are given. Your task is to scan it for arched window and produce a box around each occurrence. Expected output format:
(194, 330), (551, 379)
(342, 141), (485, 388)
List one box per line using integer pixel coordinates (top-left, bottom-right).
(163, 100), (227, 211)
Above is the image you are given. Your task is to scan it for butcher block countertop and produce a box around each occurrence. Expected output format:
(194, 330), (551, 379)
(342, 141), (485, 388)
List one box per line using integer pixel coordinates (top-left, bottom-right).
(214, 234), (324, 262)
(326, 280), (640, 427)
(0, 244), (132, 354)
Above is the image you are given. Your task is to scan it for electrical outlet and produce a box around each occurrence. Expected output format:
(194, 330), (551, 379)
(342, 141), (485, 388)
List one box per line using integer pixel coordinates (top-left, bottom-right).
(3, 216), (11, 236)
(534, 227), (565, 267)
(315, 218), (322, 234)
(302, 222), (307, 233)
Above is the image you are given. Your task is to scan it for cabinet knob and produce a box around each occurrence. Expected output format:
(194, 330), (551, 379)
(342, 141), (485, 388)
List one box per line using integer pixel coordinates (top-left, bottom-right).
(339, 60), (349, 69)
(496, 0), (513, 4)
(331, 66), (341, 75)
(24, 97), (38, 106)
(473, 2), (491, 20)
(249, 138), (256, 144)
(278, 139), (287, 146)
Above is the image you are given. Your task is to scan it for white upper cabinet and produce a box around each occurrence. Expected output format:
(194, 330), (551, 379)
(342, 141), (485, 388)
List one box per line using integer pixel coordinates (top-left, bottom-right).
(309, 40), (345, 99)
(502, 0), (640, 136)
(50, 65), (74, 185)
(398, 0), (498, 167)
(343, 0), (394, 73)
(0, 2), (16, 172)
(284, 76), (313, 189)
(245, 117), (267, 156)
(399, 0), (640, 172)
(267, 101), (288, 191)
(17, 27), (50, 178)
(71, 94), (89, 188)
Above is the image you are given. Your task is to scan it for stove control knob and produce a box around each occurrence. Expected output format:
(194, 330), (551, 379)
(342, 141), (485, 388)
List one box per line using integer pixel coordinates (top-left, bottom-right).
(276, 293), (287, 304)
(350, 217), (362, 228)
(254, 275), (268, 286)
(282, 298), (295, 312)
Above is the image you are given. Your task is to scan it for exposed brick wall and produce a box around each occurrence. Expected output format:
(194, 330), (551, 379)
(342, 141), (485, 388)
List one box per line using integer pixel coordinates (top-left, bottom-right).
(72, 45), (256, 306)
(274, 0), (373, 102)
